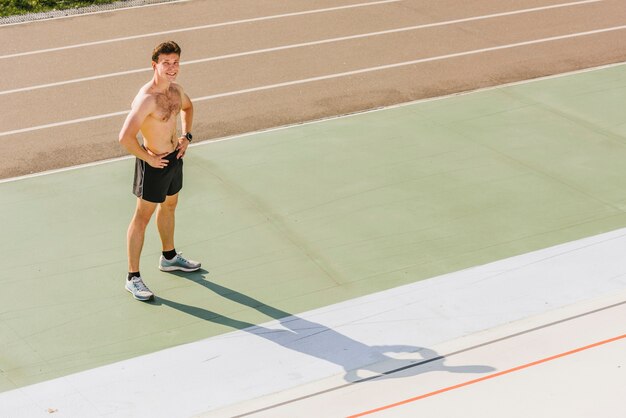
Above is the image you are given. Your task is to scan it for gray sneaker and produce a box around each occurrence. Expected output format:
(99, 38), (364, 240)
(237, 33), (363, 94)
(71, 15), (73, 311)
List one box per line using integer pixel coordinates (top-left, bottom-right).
(125, 276), (154, 301)
(159, 253), (201, 272)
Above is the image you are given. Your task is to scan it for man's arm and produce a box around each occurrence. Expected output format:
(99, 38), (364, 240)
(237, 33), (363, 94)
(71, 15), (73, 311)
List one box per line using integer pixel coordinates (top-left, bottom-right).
(119, 96), (169, 169)
(176, 87), (194, 159)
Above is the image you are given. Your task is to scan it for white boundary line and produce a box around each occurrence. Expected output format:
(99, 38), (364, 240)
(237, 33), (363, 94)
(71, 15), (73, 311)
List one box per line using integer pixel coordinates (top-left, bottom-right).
(191, 24), (626, 100)
(2, 23), (626, 140)
(1, 60), (624, 185)
(0, 0), (401, 59)
(0, 110), (129, 137)
(0, 68), (149, 96)
(0, 0), (602, 96)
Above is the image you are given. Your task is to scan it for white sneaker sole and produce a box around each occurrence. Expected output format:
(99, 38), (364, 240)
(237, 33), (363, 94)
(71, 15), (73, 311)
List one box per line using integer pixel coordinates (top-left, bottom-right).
(125, 285), (154, 301)
(159, 265), (201, 272)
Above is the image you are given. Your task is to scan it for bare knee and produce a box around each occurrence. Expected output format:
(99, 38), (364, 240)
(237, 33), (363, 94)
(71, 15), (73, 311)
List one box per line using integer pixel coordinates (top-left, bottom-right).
(130, 213), (151, 230)
(130, 199), (157, 230)
(160, 195), (178, 212)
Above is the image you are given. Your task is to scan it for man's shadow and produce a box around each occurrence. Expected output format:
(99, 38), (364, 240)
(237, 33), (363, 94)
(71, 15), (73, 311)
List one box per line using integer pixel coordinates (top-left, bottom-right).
(152, 270), (495, 383)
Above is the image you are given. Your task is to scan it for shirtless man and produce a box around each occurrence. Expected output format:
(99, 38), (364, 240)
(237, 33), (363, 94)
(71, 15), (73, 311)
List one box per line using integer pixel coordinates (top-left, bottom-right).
(119, 41), (200, 301)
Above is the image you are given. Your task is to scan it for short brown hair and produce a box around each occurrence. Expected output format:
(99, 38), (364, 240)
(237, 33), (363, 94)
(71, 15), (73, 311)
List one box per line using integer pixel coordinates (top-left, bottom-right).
(152, 41), (181, 63)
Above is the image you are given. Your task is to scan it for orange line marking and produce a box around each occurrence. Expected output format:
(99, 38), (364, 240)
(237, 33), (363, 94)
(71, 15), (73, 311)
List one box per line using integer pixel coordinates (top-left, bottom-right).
(348, 333), (626, 417)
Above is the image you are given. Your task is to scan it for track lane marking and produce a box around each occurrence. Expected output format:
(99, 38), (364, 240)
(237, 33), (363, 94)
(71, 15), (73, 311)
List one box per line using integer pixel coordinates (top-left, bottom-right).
(0, 0), (603, 96)
(0, 0), (401, 60)
(348, 333), (626, 417)
(2, 22), (626, 138)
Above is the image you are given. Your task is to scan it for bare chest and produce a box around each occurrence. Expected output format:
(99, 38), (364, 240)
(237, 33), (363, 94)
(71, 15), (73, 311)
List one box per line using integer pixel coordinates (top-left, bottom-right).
(152, 88), (181, 122)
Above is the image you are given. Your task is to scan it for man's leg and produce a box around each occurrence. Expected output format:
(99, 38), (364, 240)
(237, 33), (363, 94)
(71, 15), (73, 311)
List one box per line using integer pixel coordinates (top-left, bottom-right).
(125, 198), (158, 301)
(127, 198), (158, 272)
(156, 193), (201, 272)
(156, 193), (178, 253)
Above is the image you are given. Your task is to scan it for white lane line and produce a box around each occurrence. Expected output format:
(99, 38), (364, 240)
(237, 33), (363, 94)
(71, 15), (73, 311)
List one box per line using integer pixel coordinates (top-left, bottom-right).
(195, 24), (626, 100)
(2, 23), (626, 138)
(0, 110), (129, 137)
(0, 0), (602, 96)
(0, 68), (149, 96)
(0, 0), (401, 60)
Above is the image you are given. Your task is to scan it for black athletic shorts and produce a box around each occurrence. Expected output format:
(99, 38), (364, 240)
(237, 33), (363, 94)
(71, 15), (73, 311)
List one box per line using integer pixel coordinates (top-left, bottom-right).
(133, 150), (183, 203)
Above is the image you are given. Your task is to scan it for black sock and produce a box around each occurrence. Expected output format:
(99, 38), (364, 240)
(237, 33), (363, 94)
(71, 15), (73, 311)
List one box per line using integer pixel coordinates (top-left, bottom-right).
(163, 249), (177, 260)
(127, 271), (141, 281)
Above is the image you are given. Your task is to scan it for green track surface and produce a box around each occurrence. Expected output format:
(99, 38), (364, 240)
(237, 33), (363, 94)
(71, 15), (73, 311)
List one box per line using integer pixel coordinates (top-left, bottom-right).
(2, 64), (626, 392)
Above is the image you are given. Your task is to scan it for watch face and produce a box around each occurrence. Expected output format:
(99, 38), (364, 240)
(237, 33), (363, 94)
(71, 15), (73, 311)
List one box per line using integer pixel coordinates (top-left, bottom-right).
(186, 133), (192, 141)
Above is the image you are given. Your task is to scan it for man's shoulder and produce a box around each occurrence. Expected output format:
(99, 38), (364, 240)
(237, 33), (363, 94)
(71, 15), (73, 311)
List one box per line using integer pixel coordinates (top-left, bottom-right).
(131, 89), (158, 109)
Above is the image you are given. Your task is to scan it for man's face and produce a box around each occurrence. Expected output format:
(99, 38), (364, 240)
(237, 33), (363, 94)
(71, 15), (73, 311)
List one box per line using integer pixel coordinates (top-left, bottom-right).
(153, 53), (180, 82)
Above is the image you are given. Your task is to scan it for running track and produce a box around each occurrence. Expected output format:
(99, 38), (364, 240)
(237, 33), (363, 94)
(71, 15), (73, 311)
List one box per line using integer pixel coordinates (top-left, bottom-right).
(1, 1), (626, 417)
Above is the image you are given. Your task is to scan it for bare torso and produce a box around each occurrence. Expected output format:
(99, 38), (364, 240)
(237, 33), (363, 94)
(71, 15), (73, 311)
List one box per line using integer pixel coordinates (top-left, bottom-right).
(134, 83), (182, 154)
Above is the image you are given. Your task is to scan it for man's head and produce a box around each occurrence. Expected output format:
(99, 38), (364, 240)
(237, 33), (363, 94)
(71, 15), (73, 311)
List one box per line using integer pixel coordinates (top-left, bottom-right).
(151, 41), (181, 82)
(152, 41), (181, 63)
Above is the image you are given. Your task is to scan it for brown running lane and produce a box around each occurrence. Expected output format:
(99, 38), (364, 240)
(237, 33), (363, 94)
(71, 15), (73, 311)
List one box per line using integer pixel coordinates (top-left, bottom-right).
(0, 0), (625, 179)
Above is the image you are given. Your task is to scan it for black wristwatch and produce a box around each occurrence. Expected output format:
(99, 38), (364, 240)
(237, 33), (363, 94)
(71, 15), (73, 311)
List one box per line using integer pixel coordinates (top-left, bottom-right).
(184, 132), (193, 142)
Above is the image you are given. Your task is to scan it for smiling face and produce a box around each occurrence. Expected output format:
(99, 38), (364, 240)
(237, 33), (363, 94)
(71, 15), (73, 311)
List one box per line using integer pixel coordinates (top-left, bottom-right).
(153, 53), (180, 82)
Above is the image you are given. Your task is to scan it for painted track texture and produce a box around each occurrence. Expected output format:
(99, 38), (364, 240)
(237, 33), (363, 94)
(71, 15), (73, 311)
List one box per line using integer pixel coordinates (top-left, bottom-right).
(1, 0), (626, 178)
